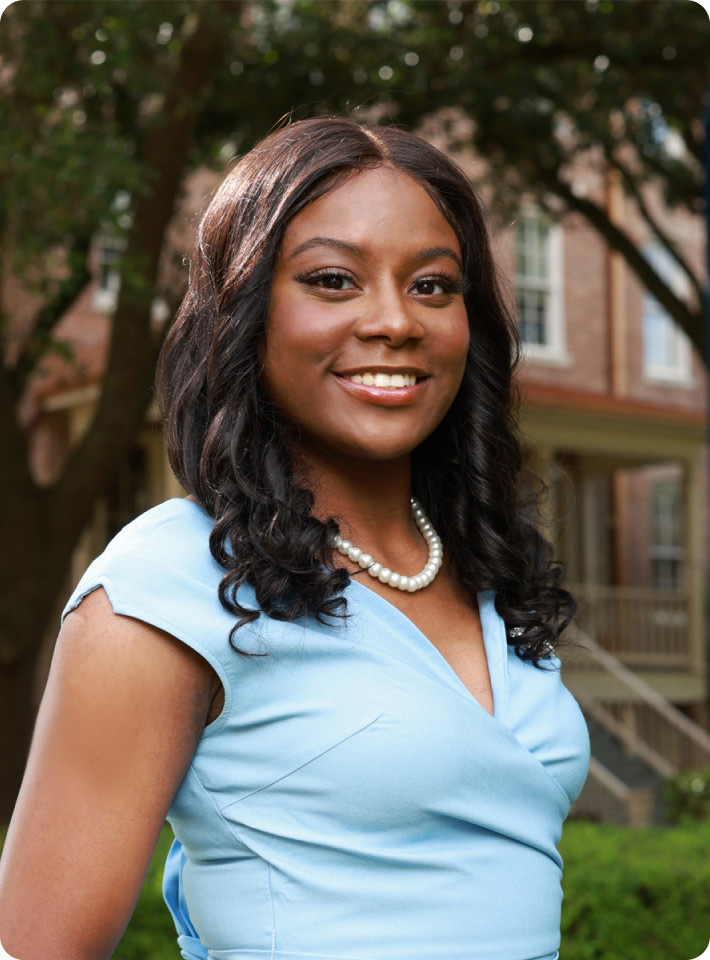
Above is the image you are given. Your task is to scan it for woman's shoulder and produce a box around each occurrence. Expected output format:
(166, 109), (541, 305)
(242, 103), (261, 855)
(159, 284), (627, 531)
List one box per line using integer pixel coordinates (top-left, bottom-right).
(61, 498), (241, 734)
(99, 496), (215, 566)
(62, 496), (225, 615)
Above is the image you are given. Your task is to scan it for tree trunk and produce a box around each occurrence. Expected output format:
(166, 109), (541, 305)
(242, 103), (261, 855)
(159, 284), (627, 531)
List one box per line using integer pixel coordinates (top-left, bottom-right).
(0, 653), (39, 824)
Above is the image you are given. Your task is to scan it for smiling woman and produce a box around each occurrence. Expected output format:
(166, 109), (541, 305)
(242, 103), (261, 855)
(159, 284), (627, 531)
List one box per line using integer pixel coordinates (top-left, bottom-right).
(0, 118), (589, 960)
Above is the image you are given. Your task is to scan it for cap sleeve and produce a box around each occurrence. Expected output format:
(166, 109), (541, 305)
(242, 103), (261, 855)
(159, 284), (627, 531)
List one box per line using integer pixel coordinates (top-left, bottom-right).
(61, 498), (238, 737)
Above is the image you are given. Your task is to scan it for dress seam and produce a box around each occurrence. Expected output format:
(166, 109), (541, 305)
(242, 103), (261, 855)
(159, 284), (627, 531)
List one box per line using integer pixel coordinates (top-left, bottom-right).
(186, 764), (278, 957)
(186, 764), (252, 853)
(219, 715), (383, 811)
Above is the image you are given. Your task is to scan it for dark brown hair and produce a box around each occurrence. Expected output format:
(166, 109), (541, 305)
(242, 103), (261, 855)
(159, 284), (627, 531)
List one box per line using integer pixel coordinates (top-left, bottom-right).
(156, 117), (573, 663)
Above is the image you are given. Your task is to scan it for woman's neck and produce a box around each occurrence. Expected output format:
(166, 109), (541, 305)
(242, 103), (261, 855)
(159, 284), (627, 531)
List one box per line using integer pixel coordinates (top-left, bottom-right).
(296, 447), (426, 568)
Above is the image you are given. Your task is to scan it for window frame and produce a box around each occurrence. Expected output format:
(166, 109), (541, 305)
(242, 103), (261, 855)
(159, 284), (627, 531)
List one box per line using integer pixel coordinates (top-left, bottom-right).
(649, 479), (684, 590)
(515, 209), (569, 366)
(641, 243), (693, 387)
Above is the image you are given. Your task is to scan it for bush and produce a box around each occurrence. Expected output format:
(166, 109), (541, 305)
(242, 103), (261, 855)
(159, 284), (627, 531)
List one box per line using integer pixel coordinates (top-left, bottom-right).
(663, 767), (710, 825)
(559, 819), (710, 960)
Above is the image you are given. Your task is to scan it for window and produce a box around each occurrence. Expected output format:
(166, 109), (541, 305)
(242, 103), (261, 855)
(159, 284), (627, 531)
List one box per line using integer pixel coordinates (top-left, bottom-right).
(91, 229), (169, 323)
(92, 233), (126, 314)
(642, 244), (692, 384)
(515, 212), (566, 361)
(650, 481), (684, 589)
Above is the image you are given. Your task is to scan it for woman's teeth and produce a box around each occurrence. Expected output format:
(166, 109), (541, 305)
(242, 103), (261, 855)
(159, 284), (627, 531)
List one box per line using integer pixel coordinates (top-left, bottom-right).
(343, 373), (417, 388)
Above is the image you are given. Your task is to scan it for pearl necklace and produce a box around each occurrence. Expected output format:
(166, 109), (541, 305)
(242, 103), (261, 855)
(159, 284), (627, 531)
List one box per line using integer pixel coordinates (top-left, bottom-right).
(334, 497), (443, 593)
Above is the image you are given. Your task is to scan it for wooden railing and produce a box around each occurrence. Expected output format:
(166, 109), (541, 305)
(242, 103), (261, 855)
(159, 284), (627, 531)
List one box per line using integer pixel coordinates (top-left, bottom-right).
(570, 584), (692, 667)
(563, 635), (710, 775)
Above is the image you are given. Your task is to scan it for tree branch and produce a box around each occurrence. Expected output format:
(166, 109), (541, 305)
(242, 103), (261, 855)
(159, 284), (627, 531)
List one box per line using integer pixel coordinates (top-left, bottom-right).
(9, 232), (93, 398)
(608, 154), (705, 305)
(550, 176), (705, 358)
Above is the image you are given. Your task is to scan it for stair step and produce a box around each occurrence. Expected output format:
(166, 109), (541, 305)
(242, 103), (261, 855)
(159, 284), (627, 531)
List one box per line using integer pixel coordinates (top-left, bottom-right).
(581, 710), (669, 823)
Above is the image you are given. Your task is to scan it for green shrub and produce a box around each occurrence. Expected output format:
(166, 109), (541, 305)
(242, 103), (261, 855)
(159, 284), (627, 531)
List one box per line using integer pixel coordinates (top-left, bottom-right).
(559, 819), (710, 960)
(664, 767), (710, 825)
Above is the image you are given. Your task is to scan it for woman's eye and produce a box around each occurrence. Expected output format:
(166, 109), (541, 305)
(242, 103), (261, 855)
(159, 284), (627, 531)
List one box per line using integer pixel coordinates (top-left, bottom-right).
(320, 273), (354, 290)
(298, 271), (356, 291)
(412, 276), (461, 297)
(414, 278), (445, 295)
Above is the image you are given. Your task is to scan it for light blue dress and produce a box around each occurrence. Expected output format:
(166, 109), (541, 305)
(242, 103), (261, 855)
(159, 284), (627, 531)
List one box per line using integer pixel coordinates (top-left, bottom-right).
(61, 498), (589, 960)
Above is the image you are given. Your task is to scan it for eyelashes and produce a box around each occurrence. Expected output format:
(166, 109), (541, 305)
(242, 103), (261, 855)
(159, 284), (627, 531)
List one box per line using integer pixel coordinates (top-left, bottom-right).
(294, 268), (355, 291)
(294, 269), (466, 297)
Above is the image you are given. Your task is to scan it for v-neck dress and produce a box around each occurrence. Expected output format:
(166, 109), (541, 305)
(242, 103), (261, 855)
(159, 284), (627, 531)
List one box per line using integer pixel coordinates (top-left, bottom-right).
(61, 497), (590, 960)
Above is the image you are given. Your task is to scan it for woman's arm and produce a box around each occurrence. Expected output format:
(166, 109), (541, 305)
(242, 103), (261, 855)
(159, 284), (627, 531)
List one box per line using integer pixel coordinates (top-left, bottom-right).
(0, 586), (221, 960)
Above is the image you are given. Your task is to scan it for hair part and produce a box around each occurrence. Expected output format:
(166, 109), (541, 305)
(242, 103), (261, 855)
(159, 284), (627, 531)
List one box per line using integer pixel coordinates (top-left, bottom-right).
(156, 116), (575, 664)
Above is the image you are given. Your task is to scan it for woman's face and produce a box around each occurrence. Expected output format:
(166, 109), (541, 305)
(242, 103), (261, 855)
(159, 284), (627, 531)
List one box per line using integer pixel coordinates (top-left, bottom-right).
(262, 167), (470, 463)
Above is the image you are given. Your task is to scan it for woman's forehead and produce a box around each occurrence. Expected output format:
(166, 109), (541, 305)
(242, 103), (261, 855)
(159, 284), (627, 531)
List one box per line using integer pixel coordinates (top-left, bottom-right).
(279, 168), (461, 259)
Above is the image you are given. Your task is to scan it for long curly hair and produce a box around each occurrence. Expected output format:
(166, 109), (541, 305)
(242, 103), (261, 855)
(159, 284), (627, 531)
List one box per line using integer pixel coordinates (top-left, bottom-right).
(156, 116), (574, 664)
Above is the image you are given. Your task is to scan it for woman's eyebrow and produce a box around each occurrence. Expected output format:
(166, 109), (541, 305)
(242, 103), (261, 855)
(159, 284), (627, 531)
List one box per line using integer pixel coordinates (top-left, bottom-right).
(288, 237), (363, 260)
(411, 246), (463, 271)
(288, 238), (462, 271)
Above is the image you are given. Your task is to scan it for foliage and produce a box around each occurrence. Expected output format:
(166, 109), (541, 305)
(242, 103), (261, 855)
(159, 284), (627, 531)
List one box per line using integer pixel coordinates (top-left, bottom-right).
(559, 819), (710, 960)
(663, 766), (710, 824)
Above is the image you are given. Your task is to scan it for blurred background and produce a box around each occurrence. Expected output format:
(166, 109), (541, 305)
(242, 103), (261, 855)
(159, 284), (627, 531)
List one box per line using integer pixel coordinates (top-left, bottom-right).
(1, 1), (709, 956)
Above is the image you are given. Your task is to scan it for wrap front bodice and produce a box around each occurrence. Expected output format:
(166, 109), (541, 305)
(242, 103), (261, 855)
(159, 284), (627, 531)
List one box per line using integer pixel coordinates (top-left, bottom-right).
(62, 498), (589, 960)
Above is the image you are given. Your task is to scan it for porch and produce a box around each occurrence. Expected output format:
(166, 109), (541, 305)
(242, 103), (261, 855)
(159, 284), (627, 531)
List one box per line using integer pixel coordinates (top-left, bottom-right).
(521, 389), (707, 702)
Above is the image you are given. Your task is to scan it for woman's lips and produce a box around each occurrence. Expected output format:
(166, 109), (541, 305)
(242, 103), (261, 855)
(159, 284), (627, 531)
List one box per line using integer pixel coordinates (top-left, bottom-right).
(332, 373), (428, 405)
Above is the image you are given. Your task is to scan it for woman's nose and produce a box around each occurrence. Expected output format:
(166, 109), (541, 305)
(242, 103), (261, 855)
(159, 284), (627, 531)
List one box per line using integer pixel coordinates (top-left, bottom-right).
(353, 284), (424, 346)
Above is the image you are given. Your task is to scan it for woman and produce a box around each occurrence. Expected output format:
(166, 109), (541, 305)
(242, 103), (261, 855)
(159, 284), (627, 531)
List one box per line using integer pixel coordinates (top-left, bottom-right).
(0, 117), (589, 960)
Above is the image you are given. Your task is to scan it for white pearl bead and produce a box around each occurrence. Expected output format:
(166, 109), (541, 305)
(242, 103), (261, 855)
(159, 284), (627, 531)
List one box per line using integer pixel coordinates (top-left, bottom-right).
(333, 499), (442, 594)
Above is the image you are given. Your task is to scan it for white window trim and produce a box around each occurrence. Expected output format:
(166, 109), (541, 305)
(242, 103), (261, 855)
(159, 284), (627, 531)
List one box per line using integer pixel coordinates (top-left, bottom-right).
(91, 230), (170, 323)
(517, 213), (571, 367)
(649, 479), (685, 590)
(92, 232), (126, 315)
(641, 243), (694, 387)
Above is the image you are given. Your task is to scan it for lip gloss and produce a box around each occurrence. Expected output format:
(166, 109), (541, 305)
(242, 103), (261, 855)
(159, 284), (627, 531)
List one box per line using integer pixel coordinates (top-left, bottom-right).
(333, 374), (428, 406)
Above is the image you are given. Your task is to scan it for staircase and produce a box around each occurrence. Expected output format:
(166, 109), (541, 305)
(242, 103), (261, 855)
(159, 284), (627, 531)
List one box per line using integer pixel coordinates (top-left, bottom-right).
(578, 710), (667, 824)
(561, 633), (710, 826)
